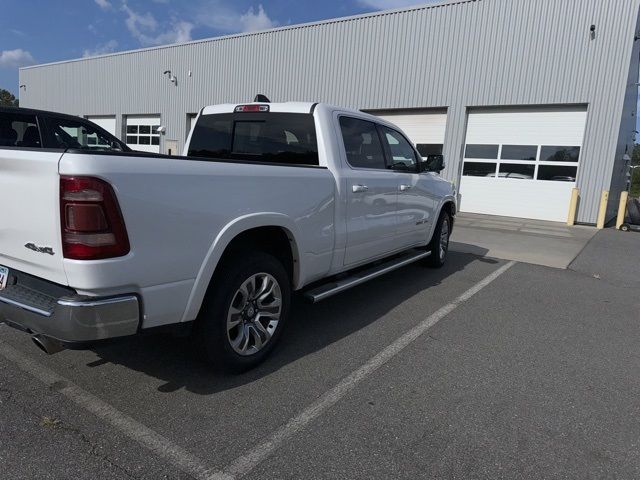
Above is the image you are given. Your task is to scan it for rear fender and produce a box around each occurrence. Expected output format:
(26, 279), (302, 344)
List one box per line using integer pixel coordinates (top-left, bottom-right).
(181, 213), (301, 322)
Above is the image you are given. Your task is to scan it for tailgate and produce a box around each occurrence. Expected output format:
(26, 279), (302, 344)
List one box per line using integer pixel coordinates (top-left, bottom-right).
(0, 149), (68, 285)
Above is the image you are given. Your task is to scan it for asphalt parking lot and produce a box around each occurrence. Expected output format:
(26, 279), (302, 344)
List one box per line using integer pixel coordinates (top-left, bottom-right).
(1, 228), (640, 480)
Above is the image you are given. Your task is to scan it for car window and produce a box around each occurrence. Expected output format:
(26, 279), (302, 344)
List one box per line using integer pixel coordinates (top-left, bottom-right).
(188, 112), (319, 166)
(0, 112), (41, 148)
(339, 116), (386, 170)
(379, 126), (417, 171)
(44, 117), (126, 152)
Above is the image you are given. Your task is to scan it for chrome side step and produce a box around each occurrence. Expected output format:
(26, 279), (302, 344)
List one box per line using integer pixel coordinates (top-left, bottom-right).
(304, 249), (431, 303)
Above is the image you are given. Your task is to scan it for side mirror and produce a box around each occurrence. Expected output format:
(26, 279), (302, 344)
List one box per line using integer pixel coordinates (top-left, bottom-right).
(420, 154), (445, 173)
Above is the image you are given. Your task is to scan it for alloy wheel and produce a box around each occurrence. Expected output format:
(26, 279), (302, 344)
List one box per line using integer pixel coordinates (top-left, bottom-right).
(226, 272), (282, 356)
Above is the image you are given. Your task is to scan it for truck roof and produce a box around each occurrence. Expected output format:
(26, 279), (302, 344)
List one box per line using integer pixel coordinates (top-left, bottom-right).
(200, 102), (366, 117)
(0, 106), (84, 121)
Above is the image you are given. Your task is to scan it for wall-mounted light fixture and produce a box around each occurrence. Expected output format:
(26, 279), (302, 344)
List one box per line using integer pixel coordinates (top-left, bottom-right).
(163, 70), (177, 86)
(590, 24), (596, 40)
(19, 84), (26, 91)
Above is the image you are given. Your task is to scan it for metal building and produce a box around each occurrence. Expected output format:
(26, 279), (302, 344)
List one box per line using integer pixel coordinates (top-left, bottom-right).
(19, 0), (640, 224)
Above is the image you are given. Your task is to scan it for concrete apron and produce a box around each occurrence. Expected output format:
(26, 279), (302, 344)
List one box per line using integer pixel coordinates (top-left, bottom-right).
(450, 212), (598, 269)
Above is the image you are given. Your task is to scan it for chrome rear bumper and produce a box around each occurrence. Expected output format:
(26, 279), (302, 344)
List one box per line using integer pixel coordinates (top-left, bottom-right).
(0, 271), (140, 344)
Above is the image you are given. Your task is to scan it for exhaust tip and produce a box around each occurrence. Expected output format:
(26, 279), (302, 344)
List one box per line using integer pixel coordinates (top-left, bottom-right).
(32, 334), (65, 355)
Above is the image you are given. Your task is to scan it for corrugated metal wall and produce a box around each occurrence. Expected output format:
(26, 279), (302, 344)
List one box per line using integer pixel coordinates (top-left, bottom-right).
(19, 0), (640, 223)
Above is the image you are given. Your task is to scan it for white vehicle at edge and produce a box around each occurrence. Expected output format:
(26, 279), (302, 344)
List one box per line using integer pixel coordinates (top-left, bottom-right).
(0, 101), (456, 371)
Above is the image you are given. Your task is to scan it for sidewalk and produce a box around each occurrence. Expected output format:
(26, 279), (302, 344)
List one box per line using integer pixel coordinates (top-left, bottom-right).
(450, 212), (598, 268)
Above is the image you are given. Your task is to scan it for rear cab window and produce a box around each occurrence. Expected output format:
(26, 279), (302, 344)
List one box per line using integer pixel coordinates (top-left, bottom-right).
(0, 112), (42, 148)
(188, 112), (319, 166)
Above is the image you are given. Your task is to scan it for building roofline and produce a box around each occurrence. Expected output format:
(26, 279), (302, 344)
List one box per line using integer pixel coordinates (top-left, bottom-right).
(21, 0), (479, 71)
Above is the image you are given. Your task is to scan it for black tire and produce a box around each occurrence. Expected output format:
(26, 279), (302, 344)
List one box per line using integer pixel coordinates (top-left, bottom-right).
(425, 211), (451, 268)
(620, 224), (630, 232)
(194, 251), (291, 373)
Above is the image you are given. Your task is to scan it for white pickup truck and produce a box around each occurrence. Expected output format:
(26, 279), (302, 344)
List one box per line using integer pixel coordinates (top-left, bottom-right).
(0, 101), (456, 371)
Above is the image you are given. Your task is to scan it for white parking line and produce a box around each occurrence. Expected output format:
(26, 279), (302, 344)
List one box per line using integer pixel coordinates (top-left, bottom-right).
(0, 340), (221, 480)
(0, 260), (515, 480)
(209, 260), (517, 479)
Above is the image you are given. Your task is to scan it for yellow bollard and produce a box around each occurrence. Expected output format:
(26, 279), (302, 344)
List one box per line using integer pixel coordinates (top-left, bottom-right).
(616, 191), (629, 229)
(596, 190), (609, 229)
(567, 187), (579, 226)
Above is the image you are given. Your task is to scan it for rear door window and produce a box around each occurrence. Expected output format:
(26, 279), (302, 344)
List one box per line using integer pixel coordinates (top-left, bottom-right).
(339, 116), (386, 170)
(0, 112), (41, 148)
(188, 112), (319, 166)
(44, 117), (127, 152)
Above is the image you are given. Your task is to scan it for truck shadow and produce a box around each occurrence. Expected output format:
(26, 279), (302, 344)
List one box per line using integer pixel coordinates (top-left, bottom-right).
(88, 246), (494, 394)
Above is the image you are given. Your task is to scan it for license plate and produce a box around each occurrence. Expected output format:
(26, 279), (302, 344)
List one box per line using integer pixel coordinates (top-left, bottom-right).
(0, 266), (8, 290)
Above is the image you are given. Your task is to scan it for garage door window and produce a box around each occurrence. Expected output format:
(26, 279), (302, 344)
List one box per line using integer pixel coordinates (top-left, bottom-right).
(500, 145), (537, 161)
(416, 144), (443, 157)
(126, 124), (160, 145)
(540, 146), (580, 163)
(462, 162), (497, 177)
(463, 143), (580, 183)
(498, 163), (535, 180)
(465, 144), (499, 159)
(537, 165), (578, 182)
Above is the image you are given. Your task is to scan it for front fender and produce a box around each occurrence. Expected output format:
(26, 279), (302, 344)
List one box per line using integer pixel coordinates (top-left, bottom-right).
(180, 213), (301, 322)
(426, 194), (457, 242)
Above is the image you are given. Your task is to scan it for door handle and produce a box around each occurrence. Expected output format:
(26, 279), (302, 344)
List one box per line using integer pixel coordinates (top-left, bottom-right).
(352, 184), (369, 193)
(399, 184), (412, 192)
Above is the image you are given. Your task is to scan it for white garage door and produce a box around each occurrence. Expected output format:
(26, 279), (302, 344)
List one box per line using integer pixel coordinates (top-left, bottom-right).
(125, 115), (161, 153)
(86, 116), (116, 137)
(459, 108), (587, 222)
(372, 110), (447, 157)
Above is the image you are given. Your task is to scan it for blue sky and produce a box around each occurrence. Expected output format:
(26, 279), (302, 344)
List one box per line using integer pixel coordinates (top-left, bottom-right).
(0, 0), (427, 95)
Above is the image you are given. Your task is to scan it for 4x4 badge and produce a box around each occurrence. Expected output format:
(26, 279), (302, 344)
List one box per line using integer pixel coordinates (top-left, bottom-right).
(24, 243), (55, 256)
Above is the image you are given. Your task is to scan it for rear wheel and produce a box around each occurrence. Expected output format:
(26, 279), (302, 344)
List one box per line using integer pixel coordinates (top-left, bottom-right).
(425, 211), (451, 268)
(620, 224), (630, 232)
(194, 252), (290, 373)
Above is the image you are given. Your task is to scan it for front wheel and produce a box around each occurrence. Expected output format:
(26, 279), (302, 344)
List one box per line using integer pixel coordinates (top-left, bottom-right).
(194, 252), (291, 373)
(425, 211), (451, 268)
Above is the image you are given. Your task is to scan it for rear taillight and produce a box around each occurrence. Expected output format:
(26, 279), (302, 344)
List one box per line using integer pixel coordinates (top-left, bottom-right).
(60, 176), (130, 260)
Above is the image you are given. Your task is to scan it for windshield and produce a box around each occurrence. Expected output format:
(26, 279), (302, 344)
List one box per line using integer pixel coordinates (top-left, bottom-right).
(45, 117), (128, 152)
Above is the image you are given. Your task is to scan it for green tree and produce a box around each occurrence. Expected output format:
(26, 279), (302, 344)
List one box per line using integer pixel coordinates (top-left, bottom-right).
(0, 89), (18, 107)
(633, 143), (640, 166)
(631, 144), (640, 197)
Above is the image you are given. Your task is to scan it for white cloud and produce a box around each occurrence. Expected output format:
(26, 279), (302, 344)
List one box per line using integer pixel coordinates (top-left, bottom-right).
(0, 49), (35, 68)
(119, 2), (276, 48)
(83, 39), (119, 58)
(94, 0), (112, 10)
(122, 3), (158, 39)
(152, 20), (194, 45)
(239, 5), (277, 32)
(122, 3), (193, 46)
(358, 0), (427, 9)
(196, 3), (278, 34)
